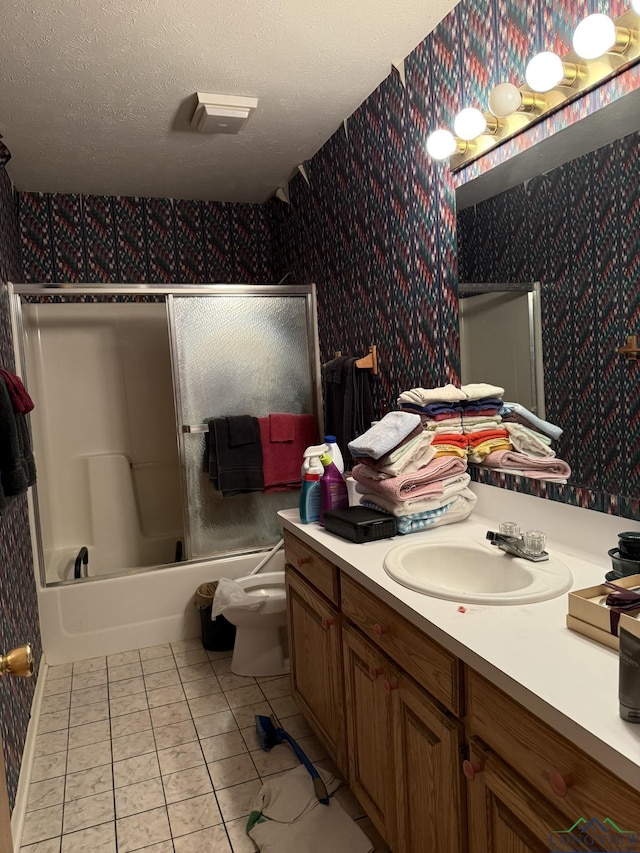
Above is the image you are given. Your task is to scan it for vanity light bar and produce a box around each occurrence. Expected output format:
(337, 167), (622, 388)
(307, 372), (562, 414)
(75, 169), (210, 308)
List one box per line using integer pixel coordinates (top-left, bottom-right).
(427, 6), (640, 170)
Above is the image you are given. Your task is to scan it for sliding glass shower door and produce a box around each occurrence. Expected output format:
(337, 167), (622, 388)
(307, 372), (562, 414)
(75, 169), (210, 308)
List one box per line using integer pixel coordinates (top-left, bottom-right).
(168, 289), (320, 560)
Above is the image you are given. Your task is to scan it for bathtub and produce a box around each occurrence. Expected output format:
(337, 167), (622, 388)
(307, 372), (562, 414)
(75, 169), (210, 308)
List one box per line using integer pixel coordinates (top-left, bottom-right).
(38, 550), (282, 665)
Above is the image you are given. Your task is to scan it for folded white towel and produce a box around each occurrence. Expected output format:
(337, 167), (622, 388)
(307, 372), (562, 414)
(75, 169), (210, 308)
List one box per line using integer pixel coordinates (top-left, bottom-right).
(360, 484), (475, 517)
(461, 382), (505, 400)
(348, 411), (421, 460)
(505, 422), (554, 458)
(397, 384), (467, 405)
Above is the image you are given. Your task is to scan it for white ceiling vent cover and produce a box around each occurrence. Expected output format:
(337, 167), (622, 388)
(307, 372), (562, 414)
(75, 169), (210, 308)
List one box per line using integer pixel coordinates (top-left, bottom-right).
(191, 92), (258, 134)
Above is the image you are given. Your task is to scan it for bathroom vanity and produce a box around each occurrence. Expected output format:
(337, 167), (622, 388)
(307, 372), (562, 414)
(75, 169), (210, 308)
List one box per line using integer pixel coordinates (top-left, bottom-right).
(279, 492), (640, 853)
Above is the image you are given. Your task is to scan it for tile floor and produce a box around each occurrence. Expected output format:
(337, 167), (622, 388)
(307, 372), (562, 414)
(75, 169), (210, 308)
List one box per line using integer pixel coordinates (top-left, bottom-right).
(20, 639), (389, 852)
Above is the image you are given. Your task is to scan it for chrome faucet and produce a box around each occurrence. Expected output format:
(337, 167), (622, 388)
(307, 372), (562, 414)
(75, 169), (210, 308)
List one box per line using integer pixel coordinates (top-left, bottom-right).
(486, 530), (549, 562)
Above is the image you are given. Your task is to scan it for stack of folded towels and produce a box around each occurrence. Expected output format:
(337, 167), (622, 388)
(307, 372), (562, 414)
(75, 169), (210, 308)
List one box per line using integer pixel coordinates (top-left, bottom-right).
(347, 410), (477, 535)
(396, 382), (571, 483)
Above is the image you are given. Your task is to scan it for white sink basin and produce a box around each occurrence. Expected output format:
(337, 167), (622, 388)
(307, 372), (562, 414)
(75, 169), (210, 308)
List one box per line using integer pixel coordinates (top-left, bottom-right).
(383, 538), (573, 605)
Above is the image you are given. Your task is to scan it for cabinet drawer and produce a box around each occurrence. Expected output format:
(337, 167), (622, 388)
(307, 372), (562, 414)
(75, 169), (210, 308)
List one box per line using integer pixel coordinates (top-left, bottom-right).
(341, 573), (462, 716)
(466, 669), (640, 829)
(283, 530), (340, 605)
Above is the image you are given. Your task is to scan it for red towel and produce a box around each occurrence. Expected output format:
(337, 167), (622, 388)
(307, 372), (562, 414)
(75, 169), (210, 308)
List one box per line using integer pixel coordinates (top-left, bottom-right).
(269, 413), (296, 442)
(258, 414), (319, 492)
(0, 369), (34, 414)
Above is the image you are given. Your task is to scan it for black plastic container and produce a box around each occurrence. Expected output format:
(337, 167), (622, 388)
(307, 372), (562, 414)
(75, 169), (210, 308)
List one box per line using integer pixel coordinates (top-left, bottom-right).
(194, 582), (236, 652)
(323, 506), (397, 543)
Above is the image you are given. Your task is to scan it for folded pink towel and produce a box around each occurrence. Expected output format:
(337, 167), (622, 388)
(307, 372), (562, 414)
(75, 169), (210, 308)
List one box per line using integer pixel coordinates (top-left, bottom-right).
(352, 456), (467, 502)
(269, 413), (296, 442)
(482, 450), (571, 479)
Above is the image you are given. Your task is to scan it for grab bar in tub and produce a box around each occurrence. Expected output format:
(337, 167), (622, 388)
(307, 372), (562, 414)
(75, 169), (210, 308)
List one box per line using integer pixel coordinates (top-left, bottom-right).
(74, 547), (89, 580)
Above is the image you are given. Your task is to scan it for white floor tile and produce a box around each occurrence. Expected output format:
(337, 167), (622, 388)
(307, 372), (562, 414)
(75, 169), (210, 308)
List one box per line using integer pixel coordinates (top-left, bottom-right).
(110, 709), (152, 739)
(110, 692), (148, 718)
(47, 664), (73, 681)
(162, 765), (212, 805)
(218, 673), (256, 692)
(178, 662), (215, 683)
(182, 676), (222, 699)
(69, 701), (109, 728)
(31, 753), (67, 784)
(72, 657), (106, 675)
(224, 686), (264, 710)
(62, 790), (114, 834)
(20, 837), (62, 853)
(174, 649), (209, 668)
(147, 684), (186, 708)
(107, 650), (140, 668)
(40, 693), (71, 715)
(187, 693), (229, 719)
(258, 676), (291, 701)
(108, 662), (143, 683)
(35, 731), (69, 759)
(37, 711), (69, 735)
(194, 710), (238, 739)
(208, 753), (258, 789)
(108, 676), (145, 700)
(26, 777), (65, 812)
(66, 741), (112, 775)
(144, 669), (181, 691)
(170, 638), (202, 654)
(150, 700), (191, 729)
(64, 765), (113, 803)
(231, 702), (272, 730)
(116, 806), (171, 853)
(114, 777), (165, 819)
(21, 804), (63, 846)
(111, 729), (156, 762)
(113, 752), (160, 789)
(67, 720), (110, 751)
(167, 792), (222, 837)
(43, 678), (71, 697)
(70, 686), (108, 708)
(200, 730), (247, 764)
(157, 741), (205, 776)
(141, 656), (175, 675)
(139, 644), (172, 661)
(173, 825), (232, 853)
(60, 821), (115, 853)
(215, 780), (262, 822)
(153, 720), (198, 751)
(71, 671), (106, 691)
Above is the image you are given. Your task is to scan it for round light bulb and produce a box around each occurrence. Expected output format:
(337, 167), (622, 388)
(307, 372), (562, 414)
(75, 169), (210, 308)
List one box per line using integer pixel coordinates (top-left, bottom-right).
(453, 108), (487, 140)
(573, 13), (616, 59)
(426, 129), (456, 160)
(632, 0), (640, 15)
(488, 83), (523, 118)
(525, 52), (564, 92)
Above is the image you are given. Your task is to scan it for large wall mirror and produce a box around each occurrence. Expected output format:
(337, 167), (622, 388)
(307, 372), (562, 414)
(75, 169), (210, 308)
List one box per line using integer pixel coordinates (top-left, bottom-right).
(455, 86), (640, 516)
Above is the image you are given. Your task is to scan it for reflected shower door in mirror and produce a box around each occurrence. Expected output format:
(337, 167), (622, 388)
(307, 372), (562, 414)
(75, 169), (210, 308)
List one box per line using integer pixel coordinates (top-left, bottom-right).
(456, 123), (640, 506)
(458, 282), (544, 417)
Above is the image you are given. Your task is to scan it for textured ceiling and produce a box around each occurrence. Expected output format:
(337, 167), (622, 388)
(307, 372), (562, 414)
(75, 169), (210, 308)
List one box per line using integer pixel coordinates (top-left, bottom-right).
(1, 0), (459, 203)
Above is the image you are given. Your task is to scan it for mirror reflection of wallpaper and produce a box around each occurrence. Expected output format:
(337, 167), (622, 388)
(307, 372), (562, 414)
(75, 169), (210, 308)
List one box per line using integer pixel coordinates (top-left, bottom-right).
(457, 128), (640, 503)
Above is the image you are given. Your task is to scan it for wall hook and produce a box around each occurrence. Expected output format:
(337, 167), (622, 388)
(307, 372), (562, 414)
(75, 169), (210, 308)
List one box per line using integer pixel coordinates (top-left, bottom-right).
(617, 335), (640, 360)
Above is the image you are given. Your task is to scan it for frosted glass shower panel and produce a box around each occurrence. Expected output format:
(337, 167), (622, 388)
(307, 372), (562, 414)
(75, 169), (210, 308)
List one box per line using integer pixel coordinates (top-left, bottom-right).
(170, 294), (316, 557)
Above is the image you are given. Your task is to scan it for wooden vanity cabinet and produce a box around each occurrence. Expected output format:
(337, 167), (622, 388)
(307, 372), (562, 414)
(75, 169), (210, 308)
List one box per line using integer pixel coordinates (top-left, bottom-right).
(285, 566), (347, 774)
(284, 530), (640, 853)
(465, 738), (580, 853)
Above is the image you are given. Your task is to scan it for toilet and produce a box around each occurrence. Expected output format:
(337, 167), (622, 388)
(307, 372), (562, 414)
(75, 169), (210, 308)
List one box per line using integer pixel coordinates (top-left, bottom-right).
(223, 554), (289, 677)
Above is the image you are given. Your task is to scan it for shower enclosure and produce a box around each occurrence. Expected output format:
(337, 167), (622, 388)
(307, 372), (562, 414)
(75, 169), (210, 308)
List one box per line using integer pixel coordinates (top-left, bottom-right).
(10, 284), (321, 588)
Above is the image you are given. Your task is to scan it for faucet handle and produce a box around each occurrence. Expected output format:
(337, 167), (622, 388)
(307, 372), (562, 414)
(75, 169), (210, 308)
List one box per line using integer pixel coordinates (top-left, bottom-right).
(523, 529), (546, 556)
(499, 521), (521, 537)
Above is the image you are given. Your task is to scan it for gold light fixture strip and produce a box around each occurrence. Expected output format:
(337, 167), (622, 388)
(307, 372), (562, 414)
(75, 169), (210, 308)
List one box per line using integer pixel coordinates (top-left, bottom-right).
(449, 8), (639, 171)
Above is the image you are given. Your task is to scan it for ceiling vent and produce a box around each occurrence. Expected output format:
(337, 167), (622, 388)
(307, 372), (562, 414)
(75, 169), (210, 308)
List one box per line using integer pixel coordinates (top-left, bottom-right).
(191, 92), (258, 134)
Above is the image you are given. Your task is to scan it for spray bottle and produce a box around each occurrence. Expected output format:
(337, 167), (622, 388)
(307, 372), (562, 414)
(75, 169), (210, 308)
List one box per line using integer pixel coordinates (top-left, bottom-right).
(300, 445), (327, 523)
(319, 452), (349, 526)
(323, 435), (345, 474)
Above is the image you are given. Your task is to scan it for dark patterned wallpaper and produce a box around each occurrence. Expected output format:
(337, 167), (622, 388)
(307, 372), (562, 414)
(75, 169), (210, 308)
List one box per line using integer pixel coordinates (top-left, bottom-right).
(458, 130), (640, 508)
(265, 0), (639, 517)
(0, 168), (42, 811)
(18, 193), (275, 285)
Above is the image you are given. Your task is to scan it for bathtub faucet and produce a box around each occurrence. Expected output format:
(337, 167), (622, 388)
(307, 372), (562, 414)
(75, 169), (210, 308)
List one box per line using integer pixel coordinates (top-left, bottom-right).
(74, 547), (89, 580)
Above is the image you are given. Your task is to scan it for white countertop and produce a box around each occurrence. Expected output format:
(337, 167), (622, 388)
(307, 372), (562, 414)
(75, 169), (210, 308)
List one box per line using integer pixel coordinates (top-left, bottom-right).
(278, 484), (640, 790)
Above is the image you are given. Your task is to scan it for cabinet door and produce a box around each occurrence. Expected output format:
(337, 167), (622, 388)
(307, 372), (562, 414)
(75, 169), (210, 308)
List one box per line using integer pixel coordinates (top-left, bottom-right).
(343, 622), (396, 847)
(286, 568), (346, 772)
(466, 739), (596, 853)
(393, 670), (466, 853)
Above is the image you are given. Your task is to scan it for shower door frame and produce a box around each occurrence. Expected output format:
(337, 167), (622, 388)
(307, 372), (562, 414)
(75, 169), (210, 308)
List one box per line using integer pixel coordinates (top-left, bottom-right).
(9, 282), (322, 589)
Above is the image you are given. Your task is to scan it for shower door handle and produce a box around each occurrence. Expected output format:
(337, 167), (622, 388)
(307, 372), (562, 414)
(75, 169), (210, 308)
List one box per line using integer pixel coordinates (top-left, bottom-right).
(182, 424), (209, 433)
(0, 644), (34, 677)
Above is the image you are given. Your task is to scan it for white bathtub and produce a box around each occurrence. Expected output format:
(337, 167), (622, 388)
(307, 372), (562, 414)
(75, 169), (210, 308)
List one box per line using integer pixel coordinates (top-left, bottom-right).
(38, 550), (282, 665)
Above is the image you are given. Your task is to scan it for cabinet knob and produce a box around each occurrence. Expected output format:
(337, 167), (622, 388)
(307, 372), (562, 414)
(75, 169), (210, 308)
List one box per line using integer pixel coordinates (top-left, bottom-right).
(321, 617), (335, 630)
(548, 770), (572, 798)
(368, 665), (383, 681)
(382, 679), (398, 694)
(462, 759), (483, 781)
(374, 623), (389, 638)
(297, 556), (311, 567)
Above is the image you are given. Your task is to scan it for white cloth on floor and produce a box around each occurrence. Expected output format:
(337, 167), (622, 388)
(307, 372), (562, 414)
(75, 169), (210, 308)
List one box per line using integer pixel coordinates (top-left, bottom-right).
(247, 764), (373, 853)
(348, 411), (420, 460)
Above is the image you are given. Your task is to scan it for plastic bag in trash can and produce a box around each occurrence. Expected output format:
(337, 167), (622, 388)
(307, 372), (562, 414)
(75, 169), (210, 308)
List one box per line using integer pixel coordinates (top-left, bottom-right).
(211, 577), (266, 620)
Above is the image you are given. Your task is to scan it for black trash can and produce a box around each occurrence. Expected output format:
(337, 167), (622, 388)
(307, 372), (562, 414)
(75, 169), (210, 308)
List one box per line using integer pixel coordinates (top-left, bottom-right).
(194, 582), (236, 652)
